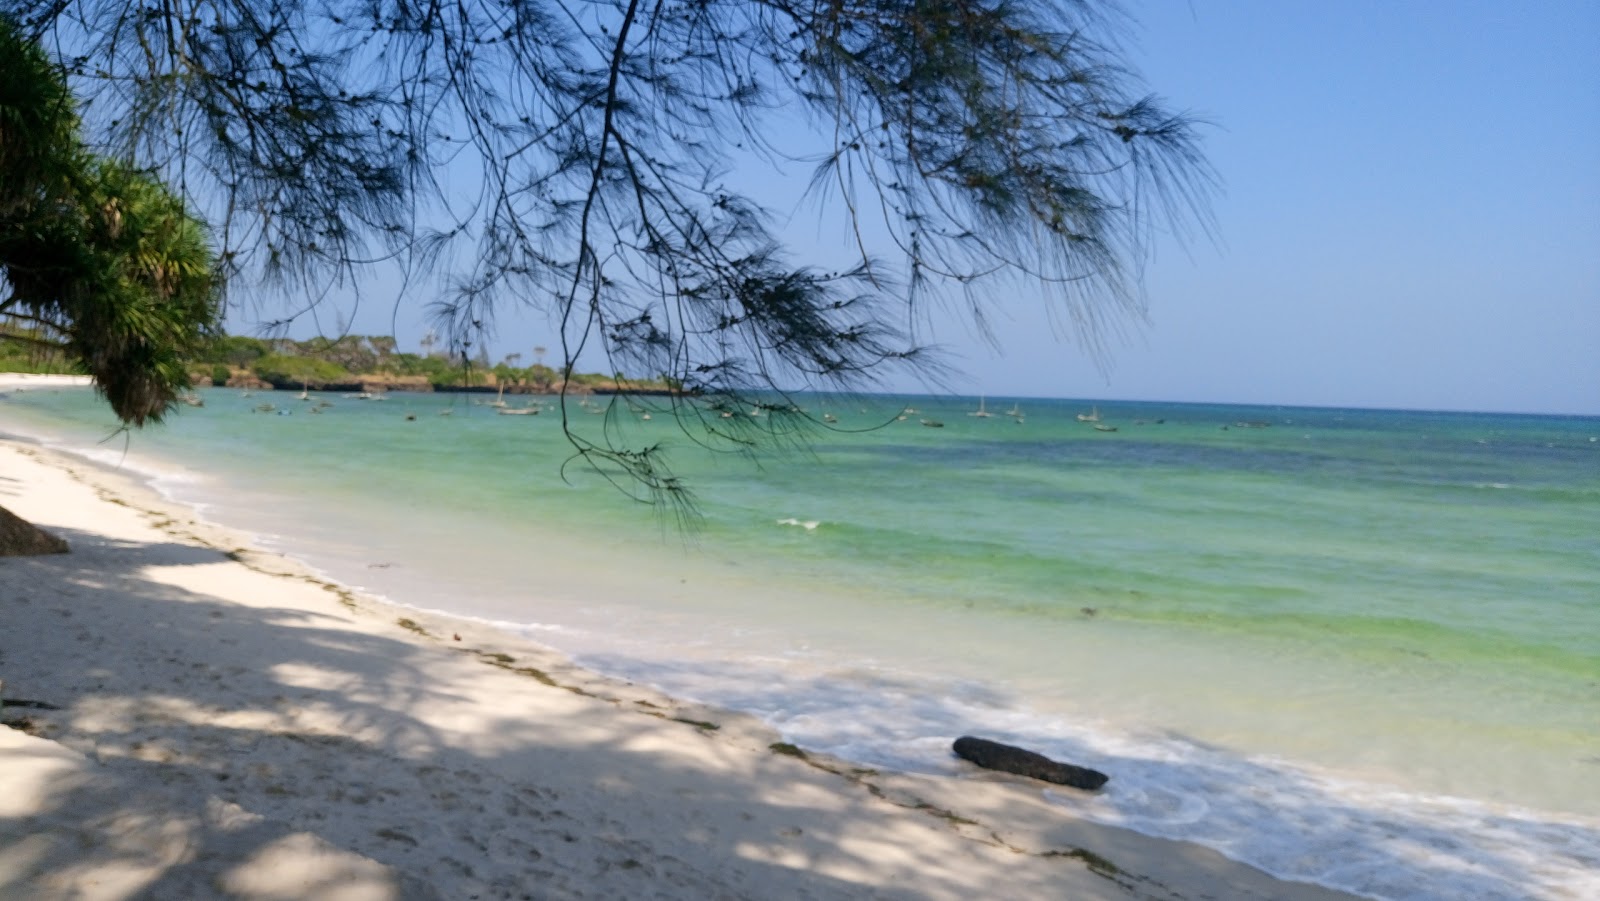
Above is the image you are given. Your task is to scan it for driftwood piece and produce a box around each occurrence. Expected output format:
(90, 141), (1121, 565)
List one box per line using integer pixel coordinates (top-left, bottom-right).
(952, 736), (1109, 790)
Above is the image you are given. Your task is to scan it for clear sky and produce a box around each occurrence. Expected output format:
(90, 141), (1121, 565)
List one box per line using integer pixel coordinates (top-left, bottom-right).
(940, 0), (1600, 415)
(239, 1), (1600, 415)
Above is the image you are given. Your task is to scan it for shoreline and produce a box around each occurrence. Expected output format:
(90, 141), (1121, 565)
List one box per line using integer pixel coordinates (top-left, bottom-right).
(0, 434), (1359, 899)
(0, 370), (675, 397)
(0, 373), (92, 389)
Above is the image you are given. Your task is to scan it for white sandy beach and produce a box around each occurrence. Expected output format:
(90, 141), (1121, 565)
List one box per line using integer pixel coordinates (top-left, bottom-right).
(0, 373), (92, 389)
(0, 377), (1358, 899)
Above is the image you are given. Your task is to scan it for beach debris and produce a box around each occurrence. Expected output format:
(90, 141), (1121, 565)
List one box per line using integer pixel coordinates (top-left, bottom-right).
(952, 736), (1109, 790)
(0, 679), (61, 738)
(0, 505), (69, 556)
(0, 697), (61, 710)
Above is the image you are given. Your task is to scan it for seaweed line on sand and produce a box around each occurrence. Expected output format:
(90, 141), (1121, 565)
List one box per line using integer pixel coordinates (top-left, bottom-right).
(21, 445), (1156, 892)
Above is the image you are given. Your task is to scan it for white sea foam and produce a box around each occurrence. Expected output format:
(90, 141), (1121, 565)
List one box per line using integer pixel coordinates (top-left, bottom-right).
(776, 517), (821, 530)
(24, 432), (205, 498)
(553, 650), (1600, 901)
(1041, 738), (1600, 901)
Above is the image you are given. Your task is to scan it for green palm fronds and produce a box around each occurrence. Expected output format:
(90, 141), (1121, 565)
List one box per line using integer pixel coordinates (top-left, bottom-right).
(0, 17), (219, 426)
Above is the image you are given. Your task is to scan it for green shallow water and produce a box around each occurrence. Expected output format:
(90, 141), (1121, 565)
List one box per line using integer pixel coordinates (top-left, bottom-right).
(4, 385), (1599, 900)
(7, 388), (1598, 737)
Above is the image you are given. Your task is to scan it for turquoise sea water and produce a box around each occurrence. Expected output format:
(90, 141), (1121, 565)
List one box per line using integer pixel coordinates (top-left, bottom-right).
(4, 385), (1597, 900)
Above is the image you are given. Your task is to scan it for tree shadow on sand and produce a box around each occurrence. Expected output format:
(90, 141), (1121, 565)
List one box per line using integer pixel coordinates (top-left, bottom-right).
(9, 523), (1594, 900)
(3, 525), (1182, 900)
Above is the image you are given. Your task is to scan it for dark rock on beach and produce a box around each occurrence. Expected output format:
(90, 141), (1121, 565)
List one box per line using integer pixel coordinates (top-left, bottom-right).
(952, 736), (1109, 790)
(0, 505), (68, 556)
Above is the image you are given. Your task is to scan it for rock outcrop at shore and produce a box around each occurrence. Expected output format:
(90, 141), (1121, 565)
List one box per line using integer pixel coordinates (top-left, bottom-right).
(952, 736), (1109, 790)
(0, 505), (68, 556)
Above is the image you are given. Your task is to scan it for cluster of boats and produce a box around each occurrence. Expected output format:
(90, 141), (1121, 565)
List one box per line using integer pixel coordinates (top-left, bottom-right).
(233, 385), (545, 418)
(1075, 406), (1116, 432)
(215, 389), (1159, 433)
(479, 384), (543, 415)
(965, 397), (1027, 424)
(920, 401), (1137, 432)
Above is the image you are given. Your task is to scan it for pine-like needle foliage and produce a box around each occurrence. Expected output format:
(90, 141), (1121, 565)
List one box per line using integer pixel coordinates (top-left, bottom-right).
(12, 1), (1213, 502)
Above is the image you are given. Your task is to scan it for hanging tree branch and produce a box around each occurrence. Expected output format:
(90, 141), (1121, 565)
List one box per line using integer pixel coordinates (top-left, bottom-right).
(10, 0), (1216, 499)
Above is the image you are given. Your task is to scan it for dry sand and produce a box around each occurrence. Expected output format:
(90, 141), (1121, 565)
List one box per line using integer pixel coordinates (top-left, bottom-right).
(0, 373), (92, 390)
(0, 381), (1359, 899)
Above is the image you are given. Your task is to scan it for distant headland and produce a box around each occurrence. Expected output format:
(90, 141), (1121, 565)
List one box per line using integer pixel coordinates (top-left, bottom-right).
(1, 332), (677, 396)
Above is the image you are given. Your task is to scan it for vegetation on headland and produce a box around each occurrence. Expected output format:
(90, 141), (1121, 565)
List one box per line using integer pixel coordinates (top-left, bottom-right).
(189, 333), (675, 395)
(1, 330), (676, 395)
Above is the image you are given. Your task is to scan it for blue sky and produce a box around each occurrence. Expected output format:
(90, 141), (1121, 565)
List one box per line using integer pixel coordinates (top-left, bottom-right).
(244, 1), (1599, 415)
(948, 1), (1599, 415)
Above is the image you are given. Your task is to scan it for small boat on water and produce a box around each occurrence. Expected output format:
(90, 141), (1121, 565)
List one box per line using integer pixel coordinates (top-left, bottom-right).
(1076, 406), (1101, 423)
(921, 418), (945, 428)
(969, 396), (993, 418)
(489, 383), (508, 408)
(498, 407), (539, 416)
(1093, 423), (1118, 433)
(180, 392), (204, 407)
